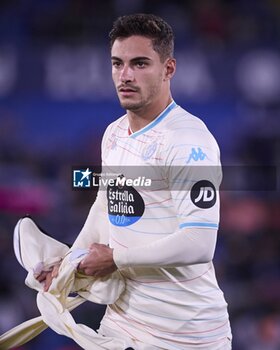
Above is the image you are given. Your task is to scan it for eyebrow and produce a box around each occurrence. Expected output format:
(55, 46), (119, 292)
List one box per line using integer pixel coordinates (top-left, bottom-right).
(111, 56), (152, 62)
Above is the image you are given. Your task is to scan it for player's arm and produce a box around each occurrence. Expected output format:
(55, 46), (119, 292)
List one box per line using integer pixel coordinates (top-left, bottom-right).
(114, 228), (217, 268)
(73, 189), (118, 278)
(78, 228), (216, 276)
(71, 189), (109, 249)
(113, 179), (220, 268)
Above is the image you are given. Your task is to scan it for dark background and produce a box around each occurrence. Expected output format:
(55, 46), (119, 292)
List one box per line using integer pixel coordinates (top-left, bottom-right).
(0, 1), (279, 349)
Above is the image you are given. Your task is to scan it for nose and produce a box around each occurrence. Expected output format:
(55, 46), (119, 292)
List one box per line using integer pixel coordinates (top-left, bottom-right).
(120, 64), (134, 83)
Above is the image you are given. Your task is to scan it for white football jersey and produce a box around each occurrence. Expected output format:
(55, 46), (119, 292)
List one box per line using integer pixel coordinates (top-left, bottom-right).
(97, 101), (231, 349)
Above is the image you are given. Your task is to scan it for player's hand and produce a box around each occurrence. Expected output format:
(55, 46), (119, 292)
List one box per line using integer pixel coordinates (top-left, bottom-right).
(35, 263), (60, 292)
(77, 243), (117, 278)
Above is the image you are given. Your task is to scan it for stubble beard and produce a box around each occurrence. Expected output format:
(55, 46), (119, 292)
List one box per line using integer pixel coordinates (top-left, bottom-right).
(119, 99), (144, 111)
(118, 83), (160, 113)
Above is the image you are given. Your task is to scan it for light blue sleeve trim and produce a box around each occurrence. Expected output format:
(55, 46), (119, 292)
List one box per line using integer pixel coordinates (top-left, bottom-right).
(130, 101), (177, 138)
(179, 222), (219, 229)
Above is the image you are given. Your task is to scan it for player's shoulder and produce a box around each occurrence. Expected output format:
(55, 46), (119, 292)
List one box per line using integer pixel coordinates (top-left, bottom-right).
(165, 105), (207, 130)
(101, 114), (127, 154)
(104, 114), (127, 136)
(101, 114), (129, 147)
(164, 105), (217, 147)
(162, 105), (221, 165)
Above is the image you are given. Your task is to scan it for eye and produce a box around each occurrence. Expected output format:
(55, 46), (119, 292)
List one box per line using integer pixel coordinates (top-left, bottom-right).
(112, 61), (122, 68)
(136, 61), (147, 68)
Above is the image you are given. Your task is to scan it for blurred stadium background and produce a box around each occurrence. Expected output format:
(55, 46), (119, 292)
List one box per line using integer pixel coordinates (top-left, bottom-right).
(0, 1), (279, 349)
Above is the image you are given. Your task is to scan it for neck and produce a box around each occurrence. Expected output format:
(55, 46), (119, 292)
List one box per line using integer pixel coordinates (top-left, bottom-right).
(127, 95), (173, 133)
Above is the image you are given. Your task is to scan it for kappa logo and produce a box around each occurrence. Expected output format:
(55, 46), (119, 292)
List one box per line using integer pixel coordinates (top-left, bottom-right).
(186, 147), (207, 164)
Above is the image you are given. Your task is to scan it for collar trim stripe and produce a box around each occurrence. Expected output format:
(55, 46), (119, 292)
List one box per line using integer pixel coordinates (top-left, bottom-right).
(130, 101), (177, 139)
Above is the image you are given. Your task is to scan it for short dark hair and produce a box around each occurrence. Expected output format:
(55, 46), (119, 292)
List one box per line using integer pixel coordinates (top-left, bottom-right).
(109, 13), (174, 62)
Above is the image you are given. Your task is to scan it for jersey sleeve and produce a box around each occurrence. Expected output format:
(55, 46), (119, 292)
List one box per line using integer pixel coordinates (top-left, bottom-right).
(71, 190), (109, 249)
(165, 127), (222, 231)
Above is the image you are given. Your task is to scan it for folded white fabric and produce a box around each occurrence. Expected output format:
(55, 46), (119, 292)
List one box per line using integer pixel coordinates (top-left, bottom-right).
(0, 217), (126, 350)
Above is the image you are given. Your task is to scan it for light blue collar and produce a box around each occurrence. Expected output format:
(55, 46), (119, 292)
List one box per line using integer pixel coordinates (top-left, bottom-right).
(130, 101), (177, 139)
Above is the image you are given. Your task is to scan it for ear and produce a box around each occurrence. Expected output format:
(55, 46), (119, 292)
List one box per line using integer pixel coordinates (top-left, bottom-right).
(164, 58), (176, 80)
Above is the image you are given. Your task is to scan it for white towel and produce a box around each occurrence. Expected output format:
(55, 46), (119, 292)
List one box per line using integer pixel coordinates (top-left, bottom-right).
(0, 217), (126, 350)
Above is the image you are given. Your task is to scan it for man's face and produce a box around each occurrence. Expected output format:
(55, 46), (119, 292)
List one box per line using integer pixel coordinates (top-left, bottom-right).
(111, 35), (167, 112)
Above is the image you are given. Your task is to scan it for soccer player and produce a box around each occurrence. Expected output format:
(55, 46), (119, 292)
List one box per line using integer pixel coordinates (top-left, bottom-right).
(39, 13), (232, 350)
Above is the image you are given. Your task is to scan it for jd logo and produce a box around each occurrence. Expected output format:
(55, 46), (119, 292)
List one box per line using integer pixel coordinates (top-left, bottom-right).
(186, 147), (207, 164)
(191, 180), (216, 208)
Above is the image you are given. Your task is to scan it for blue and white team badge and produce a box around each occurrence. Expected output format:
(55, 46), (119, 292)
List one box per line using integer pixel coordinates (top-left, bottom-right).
(142, 141), (157, 161)
(73, 168), (92, 188)
(186, 147), (207, 164)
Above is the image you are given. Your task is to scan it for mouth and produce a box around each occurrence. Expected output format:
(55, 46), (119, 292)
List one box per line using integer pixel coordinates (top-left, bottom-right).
(118, 86), (138, 97)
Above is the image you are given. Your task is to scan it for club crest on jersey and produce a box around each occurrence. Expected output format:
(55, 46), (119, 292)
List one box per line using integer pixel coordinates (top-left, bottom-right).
(186, 147), (207, 164)
(142, 141), (157, 161)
